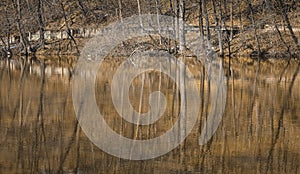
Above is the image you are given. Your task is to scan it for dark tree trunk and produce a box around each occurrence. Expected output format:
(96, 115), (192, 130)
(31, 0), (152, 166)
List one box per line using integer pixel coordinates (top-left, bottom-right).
(77, 0), (87, 17)
(13, 0), (31, 55)
(230, 0), (234, 41)
(266, 0), (293, 58)
(118, 0), (123, 22)
(238, 0), (243, 30)
(247, 0), (262, 59)
(198, 0), (204, 46)
(37, 0), (45, 48)
(5, 7), (11, 53)
(212, 0), (223, 57)
(278, 0), (300, 51)
(59, 0), (80, 55)
(203, 0), (210, 42)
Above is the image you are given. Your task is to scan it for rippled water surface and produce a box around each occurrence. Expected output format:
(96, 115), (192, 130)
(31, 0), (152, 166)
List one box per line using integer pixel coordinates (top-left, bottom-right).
(0, 57), (299, 173)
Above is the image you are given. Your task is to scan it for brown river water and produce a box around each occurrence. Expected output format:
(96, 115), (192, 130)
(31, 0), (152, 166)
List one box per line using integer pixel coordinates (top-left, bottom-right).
(0, 57), (299, 173)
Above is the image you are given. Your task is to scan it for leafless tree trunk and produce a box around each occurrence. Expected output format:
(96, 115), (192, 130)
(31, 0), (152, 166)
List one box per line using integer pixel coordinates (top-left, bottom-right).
(155, 0), (162, 45)
(238, 0), (243, 30)
(12, 0), (31, 55)
(37, 0), (45, 48)
(77, 0), (87, 17)
(212, 0), (223, 57)
(278, 0), (300, 51)
(203, 0), (210, 42)
(5, 6), (12, 54)
(274, 21), (292, 59)
(59, 0), (79, 55)
(0, 6), (11, 56)
(247, 0), (262, 58)
(198, 0), (204, 45)
(178, 0), (185, 51)
(118, 0), (123, 22)
(137, 0), (143, 29)
(227, 0), (233, 74)
(168, 0), (175, 53)
(230, 0), (234, 40)
(266, 0), (293, 58)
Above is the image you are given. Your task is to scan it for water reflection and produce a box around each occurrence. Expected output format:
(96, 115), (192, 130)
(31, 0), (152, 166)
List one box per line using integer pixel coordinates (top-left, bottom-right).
(0, 57), (299, 173)
(1, 58), (73, 79)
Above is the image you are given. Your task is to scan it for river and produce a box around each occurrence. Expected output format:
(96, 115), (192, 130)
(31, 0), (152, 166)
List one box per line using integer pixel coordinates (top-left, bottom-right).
(0, 56), (299, 173)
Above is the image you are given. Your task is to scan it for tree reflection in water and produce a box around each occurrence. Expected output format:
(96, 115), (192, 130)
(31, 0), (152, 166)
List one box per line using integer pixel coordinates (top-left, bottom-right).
(0, 57), (299, 173)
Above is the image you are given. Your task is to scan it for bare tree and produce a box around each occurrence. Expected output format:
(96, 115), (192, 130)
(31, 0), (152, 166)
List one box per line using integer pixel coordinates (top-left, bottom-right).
(212, 0), (224, 56)
(77, 0), (87, 17)
(265, 0), (293, 58)
(155, 0), (162, 45)
(203, 0), (211, 42)
(118, 0), (123, 22)
(198, 0), (204, 45)
(247, 0), (262, 58)
(229, 0), (234, 40)
(59, 0), (80, 55)
(137, 0), (143, 29)
(36, 0), (45, 48)
(0, 4), (13, 56)
(178, 0), (186, 51)
(277, 0), (300, 51)
(12, 0), (31, 55)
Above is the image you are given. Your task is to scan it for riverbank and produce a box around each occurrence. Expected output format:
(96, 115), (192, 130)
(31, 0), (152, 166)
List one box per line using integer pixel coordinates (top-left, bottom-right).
(4, 27), (298, 60)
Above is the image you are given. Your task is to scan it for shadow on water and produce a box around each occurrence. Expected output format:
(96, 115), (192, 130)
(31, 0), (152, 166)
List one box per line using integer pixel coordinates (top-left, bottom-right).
(0, 56), (299, 173)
